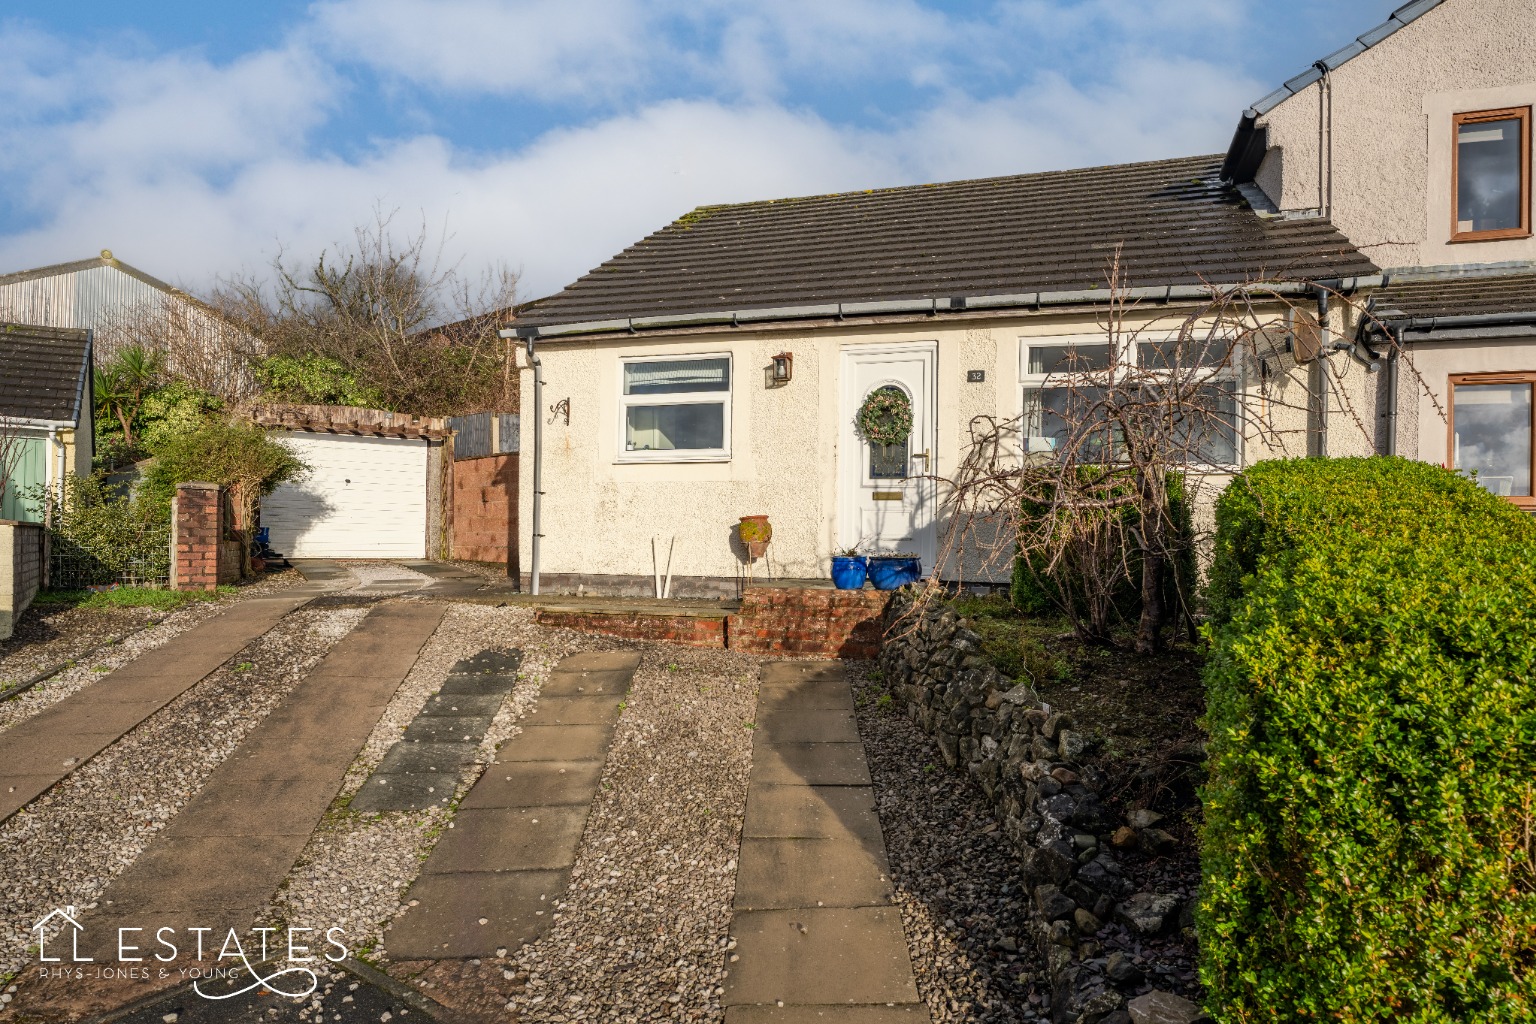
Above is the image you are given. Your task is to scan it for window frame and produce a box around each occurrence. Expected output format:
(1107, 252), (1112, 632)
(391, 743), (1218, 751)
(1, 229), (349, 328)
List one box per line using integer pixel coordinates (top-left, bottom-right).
(1447, 370), (1536, 509)
(1450, 106), (1532, 244)
(1017, 333), (1243, 470)
(1018, 336), (1117, 457)
(616, 352), (733, 464)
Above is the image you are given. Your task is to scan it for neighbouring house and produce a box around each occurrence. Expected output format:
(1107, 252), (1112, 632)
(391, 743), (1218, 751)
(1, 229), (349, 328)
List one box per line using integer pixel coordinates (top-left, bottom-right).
(0, 324), (93, 523)
(252, 404), (451, 560)
(1224, 0), (1536, 504)
(506, 0), (1536, 596)
(0, 250), (253, 397)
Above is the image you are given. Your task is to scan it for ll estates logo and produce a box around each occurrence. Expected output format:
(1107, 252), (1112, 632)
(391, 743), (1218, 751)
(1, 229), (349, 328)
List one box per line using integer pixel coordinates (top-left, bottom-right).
(32, 907), (350, 1001)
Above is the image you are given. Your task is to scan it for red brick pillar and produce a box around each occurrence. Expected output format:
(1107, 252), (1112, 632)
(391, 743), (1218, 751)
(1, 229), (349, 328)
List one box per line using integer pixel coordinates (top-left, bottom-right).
(171, 482), (221, 592)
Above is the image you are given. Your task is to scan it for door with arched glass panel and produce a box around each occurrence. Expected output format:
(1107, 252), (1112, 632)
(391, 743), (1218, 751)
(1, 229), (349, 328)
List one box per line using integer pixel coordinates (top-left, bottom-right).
(839, 343), (938, 571)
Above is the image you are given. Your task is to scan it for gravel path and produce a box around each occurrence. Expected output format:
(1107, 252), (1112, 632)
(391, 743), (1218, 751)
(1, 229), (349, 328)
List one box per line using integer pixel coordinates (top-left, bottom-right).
(852, 663), (1050, 1024)
(0, 572), (304, 735)
(495, 643), (762, 1023)
(0, 604), (366, 981)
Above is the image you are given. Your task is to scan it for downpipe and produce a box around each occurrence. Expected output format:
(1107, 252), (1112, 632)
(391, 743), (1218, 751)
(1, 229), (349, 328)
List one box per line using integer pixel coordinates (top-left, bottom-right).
(527, 337), (544, 596)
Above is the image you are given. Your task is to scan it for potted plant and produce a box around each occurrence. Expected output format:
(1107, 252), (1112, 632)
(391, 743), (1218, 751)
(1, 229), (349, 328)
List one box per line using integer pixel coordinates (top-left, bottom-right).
(738, 515), (773, 560)
(867, 552), (922, 590)
(831, 546), (868, 590)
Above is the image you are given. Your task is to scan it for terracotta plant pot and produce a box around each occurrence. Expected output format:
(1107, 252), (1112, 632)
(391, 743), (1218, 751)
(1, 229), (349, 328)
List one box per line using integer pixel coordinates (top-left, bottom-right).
(738, 515), (773, 560)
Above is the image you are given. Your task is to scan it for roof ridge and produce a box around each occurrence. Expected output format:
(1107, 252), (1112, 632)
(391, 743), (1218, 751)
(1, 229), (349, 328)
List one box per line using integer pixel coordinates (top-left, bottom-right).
(678, 154), (1225, 222)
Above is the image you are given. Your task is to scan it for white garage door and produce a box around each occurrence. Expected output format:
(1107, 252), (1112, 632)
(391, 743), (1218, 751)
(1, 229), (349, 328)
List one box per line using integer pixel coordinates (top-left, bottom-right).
(261, 432), (429, 559)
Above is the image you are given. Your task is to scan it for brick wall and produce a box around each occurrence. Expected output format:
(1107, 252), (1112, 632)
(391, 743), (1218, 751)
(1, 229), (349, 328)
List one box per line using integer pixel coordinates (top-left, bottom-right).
(0, 521), (45, 640)
(452, 454), (518, 569)
(171, 482), (222, 592)
(532, 587), (891, 658)
(728, 587), (890, 659)
(533, 608), (726, 648)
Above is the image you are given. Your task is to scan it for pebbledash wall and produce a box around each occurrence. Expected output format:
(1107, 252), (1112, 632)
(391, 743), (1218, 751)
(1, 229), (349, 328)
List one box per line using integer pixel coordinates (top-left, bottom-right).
(0, 520), (45, 640)
(515, 302), (1326, 595)
(879, 593), (1202, 1024)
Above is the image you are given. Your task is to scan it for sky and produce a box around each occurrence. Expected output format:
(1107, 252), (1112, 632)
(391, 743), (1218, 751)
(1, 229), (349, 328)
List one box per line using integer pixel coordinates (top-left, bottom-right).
(0, 0), (1403, 304)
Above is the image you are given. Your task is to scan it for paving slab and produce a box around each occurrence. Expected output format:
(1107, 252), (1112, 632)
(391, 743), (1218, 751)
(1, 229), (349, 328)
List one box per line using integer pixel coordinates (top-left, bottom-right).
(540, 669), (633, 697)
(724, 908), (921, 1006)
(104, 834), (311, 912)
(0, 586), (321, 821)
(744, 785), (882, 841)
(559, 651), (644, 673)
(759, 662), (849, 685)
(437, 673), (520, 696)
(758, 710), (861, 744)
(403, 715), (495, 744)
(417, 692), (505, 717)
(756, 678), (857, 712)
(164, 777), (344, 837)
(734, 838), (893, 911)
(421, 805), (588, 873)
(387, 648), (638, 959)
(385, 869), (570, 959)
(752, 742), (873, 787)
(350, 772), (461, 812)
(376, 741), (477, 775)
(459, 761), (604, 809)
(522, 695), (624, 726)
(84, 601), (445, 946)
(728, 662), (927, 1021)
(498, 723), (615, 762)
(726, 1006), (931, 1024)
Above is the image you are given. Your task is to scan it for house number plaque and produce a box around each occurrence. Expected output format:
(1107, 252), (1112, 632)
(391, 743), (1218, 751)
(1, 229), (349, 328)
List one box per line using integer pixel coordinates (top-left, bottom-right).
(967, 370), (985, 383)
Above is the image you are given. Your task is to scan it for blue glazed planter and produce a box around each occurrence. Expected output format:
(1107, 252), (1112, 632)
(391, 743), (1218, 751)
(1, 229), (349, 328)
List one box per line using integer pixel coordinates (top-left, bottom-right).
(867, 556), (921, 590)
(831, 556), (868, 590)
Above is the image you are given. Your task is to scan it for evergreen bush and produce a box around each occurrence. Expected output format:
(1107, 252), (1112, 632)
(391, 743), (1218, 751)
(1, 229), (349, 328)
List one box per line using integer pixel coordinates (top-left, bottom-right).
(1201, 457), (1536, 1022)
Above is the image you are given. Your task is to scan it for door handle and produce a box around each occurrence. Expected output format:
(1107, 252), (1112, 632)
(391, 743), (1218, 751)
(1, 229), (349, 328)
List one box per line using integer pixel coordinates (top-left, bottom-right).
(911, 450), (930, 463)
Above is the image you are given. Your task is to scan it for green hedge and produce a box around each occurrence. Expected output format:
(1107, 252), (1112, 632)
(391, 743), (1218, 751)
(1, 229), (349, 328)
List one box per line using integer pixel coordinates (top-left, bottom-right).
(1201, 457), (1536, 1022)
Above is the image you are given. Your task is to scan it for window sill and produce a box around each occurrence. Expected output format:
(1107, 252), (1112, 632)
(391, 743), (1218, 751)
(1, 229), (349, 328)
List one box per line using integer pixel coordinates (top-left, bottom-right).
(1450, 228), (1532, 243)
(615, 453), (732, 465)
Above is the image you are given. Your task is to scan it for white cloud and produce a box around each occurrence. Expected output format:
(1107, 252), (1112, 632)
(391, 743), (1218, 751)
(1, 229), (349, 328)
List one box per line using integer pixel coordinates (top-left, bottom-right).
(0, 2), (1264, 303)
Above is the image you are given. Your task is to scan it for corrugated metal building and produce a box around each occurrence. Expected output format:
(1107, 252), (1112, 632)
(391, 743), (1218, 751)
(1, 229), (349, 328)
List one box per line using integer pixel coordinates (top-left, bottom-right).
(0, 251), (254, 396)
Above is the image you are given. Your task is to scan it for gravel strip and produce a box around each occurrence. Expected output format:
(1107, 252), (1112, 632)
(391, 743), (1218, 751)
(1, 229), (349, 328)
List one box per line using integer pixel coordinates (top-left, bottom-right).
(264, 604), (607, 962)
(853, 662), (1050, 1024)
(491, 643), (762, 1023)
(0, 572), (304, 735)
(0, 604), (366, 980)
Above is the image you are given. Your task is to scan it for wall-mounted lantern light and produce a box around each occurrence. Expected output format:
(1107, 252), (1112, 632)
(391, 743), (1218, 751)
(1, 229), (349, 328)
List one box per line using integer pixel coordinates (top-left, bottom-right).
(771, 352), (794, 384)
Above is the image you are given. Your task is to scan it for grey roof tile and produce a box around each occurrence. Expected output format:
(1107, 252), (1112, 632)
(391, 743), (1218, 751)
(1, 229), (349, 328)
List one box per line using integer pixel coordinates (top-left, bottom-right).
(0, 323), (91, 423)
(519, 155), (1377, 330)
(1372, 271), (1536, 320)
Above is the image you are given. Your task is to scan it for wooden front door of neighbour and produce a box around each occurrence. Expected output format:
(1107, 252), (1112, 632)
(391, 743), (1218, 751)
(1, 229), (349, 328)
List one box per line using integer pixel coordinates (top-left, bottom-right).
(839, 342), (938, 572)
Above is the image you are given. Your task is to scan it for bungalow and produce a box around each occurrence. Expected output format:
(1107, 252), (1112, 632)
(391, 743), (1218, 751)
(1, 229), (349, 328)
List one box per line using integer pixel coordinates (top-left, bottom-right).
(509, 0), (1536, 595)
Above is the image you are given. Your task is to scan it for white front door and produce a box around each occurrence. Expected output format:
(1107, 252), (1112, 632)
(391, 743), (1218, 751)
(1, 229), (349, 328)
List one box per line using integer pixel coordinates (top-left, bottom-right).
(840, 343), (938, 571)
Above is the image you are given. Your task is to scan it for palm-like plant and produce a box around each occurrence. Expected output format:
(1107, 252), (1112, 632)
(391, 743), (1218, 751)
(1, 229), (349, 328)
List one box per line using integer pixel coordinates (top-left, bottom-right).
(94, 345), (164, 446)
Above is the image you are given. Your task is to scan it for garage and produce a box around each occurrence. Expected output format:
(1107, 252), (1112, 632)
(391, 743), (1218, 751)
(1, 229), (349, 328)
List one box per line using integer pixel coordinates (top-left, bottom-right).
(259, 424), (439, 560)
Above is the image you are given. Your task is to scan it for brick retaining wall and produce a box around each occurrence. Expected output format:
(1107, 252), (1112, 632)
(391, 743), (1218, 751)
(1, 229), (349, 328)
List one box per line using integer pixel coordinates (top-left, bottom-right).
(534, 586), (891, 658)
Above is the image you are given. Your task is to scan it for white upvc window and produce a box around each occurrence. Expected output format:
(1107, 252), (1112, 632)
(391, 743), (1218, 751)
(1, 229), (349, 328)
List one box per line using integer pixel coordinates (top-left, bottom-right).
(1018, 333), (1241, 468)
(618, 354), (732, 462)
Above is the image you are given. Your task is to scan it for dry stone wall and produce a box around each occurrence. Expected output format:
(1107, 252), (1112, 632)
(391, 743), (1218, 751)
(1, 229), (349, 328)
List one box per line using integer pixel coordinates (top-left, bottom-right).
(879, 593), (1206, 1024)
